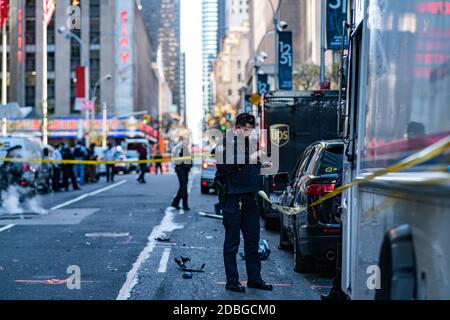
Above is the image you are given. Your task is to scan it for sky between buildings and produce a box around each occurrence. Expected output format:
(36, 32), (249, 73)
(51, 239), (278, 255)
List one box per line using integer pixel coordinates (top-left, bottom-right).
(181, 0), (203, 145)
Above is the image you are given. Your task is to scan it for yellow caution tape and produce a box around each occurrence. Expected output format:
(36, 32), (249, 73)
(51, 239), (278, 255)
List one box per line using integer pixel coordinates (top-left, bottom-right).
(260, 135), (450, 216)
(0, 154), (207, 166)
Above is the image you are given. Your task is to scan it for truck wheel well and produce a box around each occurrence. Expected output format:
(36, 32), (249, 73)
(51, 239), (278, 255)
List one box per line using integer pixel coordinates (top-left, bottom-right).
(375, 224), (417, 300)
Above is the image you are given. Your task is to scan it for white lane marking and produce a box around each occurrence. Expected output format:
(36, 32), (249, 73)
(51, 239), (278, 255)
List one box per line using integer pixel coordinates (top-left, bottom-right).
(116, 206), (184, 300)
(50, 180), (127, 211)
(0, 224), (15, 233)
(158, 248), (171, 273)
(85, 232), (130, 238)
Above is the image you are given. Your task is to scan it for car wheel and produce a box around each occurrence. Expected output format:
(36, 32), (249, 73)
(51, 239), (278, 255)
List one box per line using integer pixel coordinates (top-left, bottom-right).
(279, 214), (292, 250)
(201, 186), (209, 194)
(293, 219), (314, 273)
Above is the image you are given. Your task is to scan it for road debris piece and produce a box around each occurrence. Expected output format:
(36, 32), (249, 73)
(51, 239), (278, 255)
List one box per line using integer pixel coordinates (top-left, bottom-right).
(198, 212), (223, 220)
(239, 239), (271, 261)
(175, 256), (206, 273)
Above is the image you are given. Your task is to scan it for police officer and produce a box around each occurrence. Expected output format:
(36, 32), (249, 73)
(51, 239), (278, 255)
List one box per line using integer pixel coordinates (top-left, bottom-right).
(171, 137), (192, 211)
(215, 113), (273, 293)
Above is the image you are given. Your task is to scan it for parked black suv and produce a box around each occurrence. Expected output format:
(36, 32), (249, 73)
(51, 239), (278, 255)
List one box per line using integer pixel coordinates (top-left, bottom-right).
(278, 140), (344, 273)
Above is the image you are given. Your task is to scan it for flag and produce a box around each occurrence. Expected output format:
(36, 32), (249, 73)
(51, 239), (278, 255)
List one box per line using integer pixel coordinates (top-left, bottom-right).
(0, 0), (8, 28)
(74, 66), (86, 98)
(43, 0), (56, 27)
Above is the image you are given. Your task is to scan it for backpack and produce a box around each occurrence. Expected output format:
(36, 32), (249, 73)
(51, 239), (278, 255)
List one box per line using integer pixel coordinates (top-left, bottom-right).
(73, 146), (84, 158)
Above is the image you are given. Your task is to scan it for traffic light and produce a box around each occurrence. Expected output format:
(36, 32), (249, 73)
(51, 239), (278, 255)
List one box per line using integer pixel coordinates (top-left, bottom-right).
(143, 114), (151, 124)
(220, 125), (226, 132)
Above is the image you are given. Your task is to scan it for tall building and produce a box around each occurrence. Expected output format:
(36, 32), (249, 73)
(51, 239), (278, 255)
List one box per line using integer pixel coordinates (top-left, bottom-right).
(6, 0), (164, 121)
(226, 0), (249, 28)
(140, 0), (182, 117)
(179, 52), (186, 124)
(202, 0), (219, 115)
(217, 0), (227, 52)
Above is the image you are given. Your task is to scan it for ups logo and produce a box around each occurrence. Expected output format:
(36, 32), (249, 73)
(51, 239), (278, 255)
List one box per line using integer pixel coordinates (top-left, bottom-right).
(270, 124), (290, 147)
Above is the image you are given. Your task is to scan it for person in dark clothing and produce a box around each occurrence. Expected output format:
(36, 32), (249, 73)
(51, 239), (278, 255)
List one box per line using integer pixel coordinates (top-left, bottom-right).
(137, 144), (148, 183)
(154, 151), (163, 175)
(86, 144), (97, 183)
(61, 143), (80, 191)
(171, 139), (192, 211)
(215, 113), (273, 293)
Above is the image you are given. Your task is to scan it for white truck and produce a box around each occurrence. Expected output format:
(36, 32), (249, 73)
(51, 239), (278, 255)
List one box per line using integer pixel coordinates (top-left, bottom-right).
(341, 0), (450, 299)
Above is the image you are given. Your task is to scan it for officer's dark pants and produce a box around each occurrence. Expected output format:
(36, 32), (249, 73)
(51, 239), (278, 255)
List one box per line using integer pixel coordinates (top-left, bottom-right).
(52, 166), (61, 191)
(172, 168), (189, 208)
(106, 165), (115, 182)
(221, 193), (262, 285)
(63, 165), (78, 190)
(138, 164), (147, 182)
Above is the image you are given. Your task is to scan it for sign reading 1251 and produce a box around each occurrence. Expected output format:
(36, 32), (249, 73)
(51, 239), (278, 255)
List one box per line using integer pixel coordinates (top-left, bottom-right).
(278, 31), (293, 90)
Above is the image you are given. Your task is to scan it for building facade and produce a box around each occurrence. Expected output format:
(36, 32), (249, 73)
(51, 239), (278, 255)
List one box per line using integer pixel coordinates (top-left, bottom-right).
(5, 0), (163, 123)
(140, 0), (182, 118)
(202, 0), (219, 115)
(247, 0), (334, 91)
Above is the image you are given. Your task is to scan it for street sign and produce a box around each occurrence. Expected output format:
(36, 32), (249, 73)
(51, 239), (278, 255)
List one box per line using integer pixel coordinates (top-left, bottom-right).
(278, 31), (293, 90)
(249, 93), (261, 106)
(244, 95), (254, 113)
(326, 0), (349, 50)
(257, 74), (270, 95)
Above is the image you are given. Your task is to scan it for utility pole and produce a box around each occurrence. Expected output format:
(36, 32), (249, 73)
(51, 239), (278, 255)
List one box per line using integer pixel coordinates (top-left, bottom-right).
(320, 0), (326, 83)
(42, 16), (48, 146)
(2, 9), (7, 136)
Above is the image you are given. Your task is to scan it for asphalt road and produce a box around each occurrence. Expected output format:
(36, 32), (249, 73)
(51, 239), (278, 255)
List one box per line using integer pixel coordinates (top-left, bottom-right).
(0, 168), (332, 300)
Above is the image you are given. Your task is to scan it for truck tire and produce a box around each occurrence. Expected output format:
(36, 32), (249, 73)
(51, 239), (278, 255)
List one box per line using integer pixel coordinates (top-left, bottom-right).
(375, 225), (417, 300)
(293, 222), (314, 273)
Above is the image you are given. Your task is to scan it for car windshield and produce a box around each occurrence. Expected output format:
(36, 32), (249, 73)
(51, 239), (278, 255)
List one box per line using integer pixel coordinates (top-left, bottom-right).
(127, 151), (139, 158)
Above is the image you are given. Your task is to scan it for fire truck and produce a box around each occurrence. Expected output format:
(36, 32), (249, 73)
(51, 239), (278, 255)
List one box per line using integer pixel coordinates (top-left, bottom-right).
(341, 0), (450, 299)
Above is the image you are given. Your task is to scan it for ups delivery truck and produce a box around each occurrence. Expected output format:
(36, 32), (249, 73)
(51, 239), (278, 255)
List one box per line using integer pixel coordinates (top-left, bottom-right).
(259, 90), (342, 230)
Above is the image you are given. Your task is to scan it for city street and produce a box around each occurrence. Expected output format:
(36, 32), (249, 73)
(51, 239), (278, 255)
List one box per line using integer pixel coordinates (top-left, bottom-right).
(0, 168), (332, 300)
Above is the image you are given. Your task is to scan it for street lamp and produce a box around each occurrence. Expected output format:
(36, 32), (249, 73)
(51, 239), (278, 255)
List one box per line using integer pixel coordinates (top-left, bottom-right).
(57, 26), (91, 147)
(268, 0), (282, 90)
(92, 74), (112, 106)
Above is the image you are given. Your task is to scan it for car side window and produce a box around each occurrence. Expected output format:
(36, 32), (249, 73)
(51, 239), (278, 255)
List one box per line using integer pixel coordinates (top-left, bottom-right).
(305, 147), (321, 174)
(297, 148), (314, 177)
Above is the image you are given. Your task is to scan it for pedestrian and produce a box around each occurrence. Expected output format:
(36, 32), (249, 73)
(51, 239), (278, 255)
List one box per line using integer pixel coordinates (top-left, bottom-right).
(86, 143), (98, 183)
(103, 143), (118, 183)
(61, 143), (80, 191)
(154, 151), (163, 175)
(52, 144), (62, 192)
(73, 140), (88, 186)
(170, 137), (192, 211)
(215, 113), (273, 293)
(137, 144), (148, 183)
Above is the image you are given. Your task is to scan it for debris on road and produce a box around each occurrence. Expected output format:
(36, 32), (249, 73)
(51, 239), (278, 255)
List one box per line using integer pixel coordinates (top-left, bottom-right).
(198, 212), (223, 220)
(182, 272), (193, 279)
(239, 239), (271, 261)
(175, 256), (206, 273)
(155, 235), (171, 242)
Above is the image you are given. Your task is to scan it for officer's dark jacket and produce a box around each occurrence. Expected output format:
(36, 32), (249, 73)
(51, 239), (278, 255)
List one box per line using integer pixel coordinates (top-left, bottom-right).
(215, 136), (262, 195)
